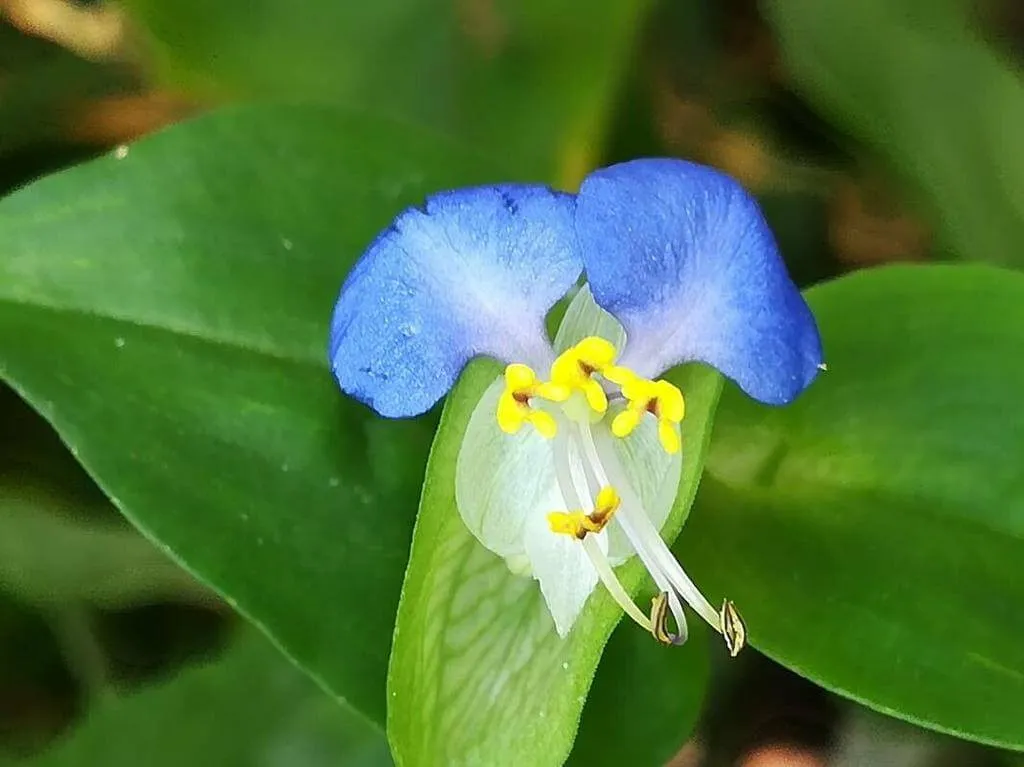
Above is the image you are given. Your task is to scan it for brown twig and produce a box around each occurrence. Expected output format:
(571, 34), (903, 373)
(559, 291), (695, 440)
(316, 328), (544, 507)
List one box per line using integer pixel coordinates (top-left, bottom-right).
(1, 0), (127, 61)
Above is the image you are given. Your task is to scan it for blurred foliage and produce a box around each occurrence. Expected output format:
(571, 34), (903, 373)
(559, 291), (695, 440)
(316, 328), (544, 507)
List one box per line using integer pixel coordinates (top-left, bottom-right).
(122, 0), (651, 184)
(767, 0), (1024, 267)
(23, 631), (392, 767)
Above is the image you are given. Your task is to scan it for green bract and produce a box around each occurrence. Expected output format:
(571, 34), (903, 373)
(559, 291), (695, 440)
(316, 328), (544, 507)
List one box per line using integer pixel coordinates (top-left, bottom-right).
(390, 349), (724, 765)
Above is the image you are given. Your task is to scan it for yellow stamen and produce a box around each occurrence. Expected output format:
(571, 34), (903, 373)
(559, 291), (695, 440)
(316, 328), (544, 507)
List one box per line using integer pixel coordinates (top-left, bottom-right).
(610, 405), (643, 439)
(496, 363), (569, 438)
(589, 485), (620, 527)
(602, 365), (636, 387)
(546, 511), (595, 540)
(610, 375), (685, 454)
(548, 486), (661, 638)
(500, 340), (686, 452)
(549, 336), (618, 415)
(547, 485), (621, 539)
(657, 421), (680, 455)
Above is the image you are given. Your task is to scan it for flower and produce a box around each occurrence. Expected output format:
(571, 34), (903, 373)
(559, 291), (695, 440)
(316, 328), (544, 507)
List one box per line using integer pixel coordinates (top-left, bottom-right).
(328, 159), (822, 654)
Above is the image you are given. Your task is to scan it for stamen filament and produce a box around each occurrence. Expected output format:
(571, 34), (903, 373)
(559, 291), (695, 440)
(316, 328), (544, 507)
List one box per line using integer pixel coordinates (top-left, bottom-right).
(549, 429), (663, 639)
(570, 424), (689, 645)
(576, 421), (746, 654)
(580, 536), (653, 631)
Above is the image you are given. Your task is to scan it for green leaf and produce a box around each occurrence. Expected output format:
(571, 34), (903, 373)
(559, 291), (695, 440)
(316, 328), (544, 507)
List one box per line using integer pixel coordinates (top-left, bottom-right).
(0, 104), (505, 724)
(765, 0), (1024, 267)
(29, 632), (392, 767)
(389, 359), (721, 766)
(120, 0), (650, 182)
(566, 620), (709, 767)
(683, 264), (1024, 748)
(0, 481), (212, 610)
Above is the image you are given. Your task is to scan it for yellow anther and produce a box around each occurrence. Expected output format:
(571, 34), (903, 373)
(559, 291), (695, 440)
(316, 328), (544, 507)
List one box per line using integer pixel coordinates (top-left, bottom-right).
(547, 511), (595, 540)
(549, 337), (619, 415)
(610, 376), (685, 454)
(653, 380), (685, 422)
(658, 421), (680, 455)
(526, 409), (557, 439)
(611, 408), (642, 439)
(590, 485), (620, 527)
(572, 337), (618, 369)
(547, 485), (621, 539)
(496, 363), (568, 438)
(504, 362), (537, 392)
(602, 365), (637, 387)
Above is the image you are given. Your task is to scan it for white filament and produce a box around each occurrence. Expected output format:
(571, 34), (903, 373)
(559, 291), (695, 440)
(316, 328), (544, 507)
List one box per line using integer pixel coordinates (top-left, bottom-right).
(551, 430), (653, 632)
(579, 421), (721, 633)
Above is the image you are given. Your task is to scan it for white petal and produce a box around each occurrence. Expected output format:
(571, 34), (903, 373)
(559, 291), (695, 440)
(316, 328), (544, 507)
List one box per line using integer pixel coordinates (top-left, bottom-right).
(600, 413), (682, 563)
(455, 376), (562, 561)
(522, 507), (603, 637)
(553, 284), (626, 353)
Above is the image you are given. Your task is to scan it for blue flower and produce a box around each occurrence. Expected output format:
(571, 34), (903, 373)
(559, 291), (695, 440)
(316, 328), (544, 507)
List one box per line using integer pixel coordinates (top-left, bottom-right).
(329, 159), (823, 651)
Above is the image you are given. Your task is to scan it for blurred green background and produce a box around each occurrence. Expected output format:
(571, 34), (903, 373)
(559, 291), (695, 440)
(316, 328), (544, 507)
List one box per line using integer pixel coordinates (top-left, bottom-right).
(0, 0), (1022, 765)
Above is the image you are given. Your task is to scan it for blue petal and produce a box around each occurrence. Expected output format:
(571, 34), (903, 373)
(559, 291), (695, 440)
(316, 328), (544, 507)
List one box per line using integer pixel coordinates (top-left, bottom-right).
(329, 184), (581, 417)
(575, 159), (822, 405)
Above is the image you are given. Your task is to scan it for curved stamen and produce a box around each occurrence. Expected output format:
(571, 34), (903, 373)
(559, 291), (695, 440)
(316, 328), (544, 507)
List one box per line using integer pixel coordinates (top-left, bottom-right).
(578, 421), (746, 654)
(650, 592), (687, 645)
(549, 431), (660, 637)
(580, 537), (654, 632)
(570, 425), (689, 645)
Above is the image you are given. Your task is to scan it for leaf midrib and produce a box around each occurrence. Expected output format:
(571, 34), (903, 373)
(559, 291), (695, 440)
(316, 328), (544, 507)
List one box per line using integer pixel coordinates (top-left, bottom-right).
(0, 294), (321, 369)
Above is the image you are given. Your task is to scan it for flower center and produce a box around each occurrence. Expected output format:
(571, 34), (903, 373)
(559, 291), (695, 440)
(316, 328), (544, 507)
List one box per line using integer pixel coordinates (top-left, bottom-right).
(494, 337), (746, 655)
(496, 336), (685, 453)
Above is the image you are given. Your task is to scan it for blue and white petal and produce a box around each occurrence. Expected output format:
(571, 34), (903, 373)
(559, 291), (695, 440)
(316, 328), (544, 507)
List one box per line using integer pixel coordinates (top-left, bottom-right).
(330, 184), (582, 417)
(575, 159), (822, 405)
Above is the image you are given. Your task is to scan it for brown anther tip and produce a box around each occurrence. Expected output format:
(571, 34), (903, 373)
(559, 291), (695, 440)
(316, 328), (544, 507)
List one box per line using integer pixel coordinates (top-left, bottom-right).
(650, 592), (686, 646)
(720, 599), (747, 658)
